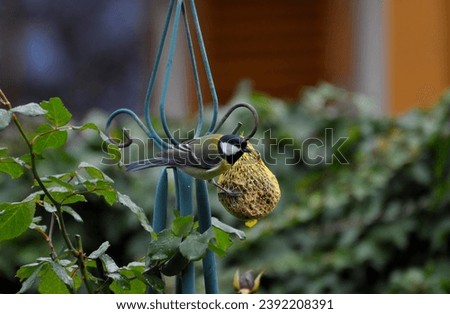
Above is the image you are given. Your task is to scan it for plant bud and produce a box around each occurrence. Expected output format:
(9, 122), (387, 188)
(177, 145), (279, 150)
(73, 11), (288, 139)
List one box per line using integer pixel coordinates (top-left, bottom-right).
(233, 269), (264, 294)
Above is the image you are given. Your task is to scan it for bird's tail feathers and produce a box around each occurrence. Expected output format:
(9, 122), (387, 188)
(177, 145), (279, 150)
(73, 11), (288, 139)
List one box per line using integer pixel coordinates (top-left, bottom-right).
(125, 158), (174, 172)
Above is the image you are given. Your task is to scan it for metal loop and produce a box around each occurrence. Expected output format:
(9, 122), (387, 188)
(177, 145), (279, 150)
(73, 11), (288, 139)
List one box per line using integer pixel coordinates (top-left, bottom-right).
(212, 102), (260, 140)
(182, 2), (204, 138)
(105, 108), (166, 150)
(106, 129), (133, 149)
(189, 0), (219, 134)
(158, 0), (184, 146)
(143, 0), (175, 149)
(142, 0), (219, 146)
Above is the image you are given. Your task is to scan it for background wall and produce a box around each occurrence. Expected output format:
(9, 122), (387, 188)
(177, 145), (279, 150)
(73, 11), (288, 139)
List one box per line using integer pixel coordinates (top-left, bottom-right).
(1, 0), (449, 114)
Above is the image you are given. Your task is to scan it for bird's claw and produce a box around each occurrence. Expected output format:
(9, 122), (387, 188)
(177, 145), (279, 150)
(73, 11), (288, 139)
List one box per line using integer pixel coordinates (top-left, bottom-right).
(219, 189), (242, 197)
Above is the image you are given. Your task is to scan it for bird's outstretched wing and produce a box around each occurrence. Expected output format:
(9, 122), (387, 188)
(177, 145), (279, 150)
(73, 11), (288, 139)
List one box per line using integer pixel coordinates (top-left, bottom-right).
(126, 136), (221, 172)
(160, 136), (222, 168)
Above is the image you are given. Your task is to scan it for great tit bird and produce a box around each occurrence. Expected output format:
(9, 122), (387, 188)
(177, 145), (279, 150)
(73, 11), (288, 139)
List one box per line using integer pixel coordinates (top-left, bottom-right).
(125, 134), (251, 195)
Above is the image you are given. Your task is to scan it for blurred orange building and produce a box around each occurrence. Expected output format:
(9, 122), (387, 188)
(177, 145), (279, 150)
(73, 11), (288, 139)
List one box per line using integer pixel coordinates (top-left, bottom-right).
(1, 1), (449, 116)
(193, 0), (450, 115)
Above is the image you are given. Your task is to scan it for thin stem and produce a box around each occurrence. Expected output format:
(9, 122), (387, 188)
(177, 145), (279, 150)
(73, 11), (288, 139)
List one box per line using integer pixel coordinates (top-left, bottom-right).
(48, 214), (56, 258)
(95, 277), (113, 293)
(1, 91), (78, 256)
(21, 118), (77, 255)
(54, 210), (77, 255)
(2, 90), (94, 293)
(34, 226), (57, 260)
(0, 89), (12, 109)
(75, 235), (94, 294)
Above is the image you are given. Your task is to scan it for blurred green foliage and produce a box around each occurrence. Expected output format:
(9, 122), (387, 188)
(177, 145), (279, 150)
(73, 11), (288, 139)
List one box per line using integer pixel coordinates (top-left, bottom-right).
(218, 83), (450, 293)
(1, 83), (449, 293)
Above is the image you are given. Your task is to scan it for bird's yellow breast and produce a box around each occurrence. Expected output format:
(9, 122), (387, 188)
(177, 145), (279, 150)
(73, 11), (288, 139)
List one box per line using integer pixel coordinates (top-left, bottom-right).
(181, 159), (231, 181)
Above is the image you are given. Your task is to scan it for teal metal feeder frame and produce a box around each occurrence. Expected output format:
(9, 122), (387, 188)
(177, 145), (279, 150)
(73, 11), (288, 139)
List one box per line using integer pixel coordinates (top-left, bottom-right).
(105, 0), (258, 293)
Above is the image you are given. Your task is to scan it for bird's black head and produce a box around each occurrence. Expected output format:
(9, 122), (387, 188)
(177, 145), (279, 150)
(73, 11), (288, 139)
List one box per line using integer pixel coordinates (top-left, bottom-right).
(218, 134), (251, 165)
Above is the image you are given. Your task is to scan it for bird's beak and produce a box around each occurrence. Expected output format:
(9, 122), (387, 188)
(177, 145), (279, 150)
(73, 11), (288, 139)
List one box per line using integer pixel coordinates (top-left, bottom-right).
(243, 146), (251, 153)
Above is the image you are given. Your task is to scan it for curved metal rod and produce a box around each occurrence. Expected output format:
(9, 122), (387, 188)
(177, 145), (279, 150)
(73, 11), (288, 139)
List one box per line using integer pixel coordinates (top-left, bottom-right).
(105, 108), (166, 150)
(140, 0), (220, 148)
(144, 0), (175, 148)
(211, 102), (259, 140)
(190, 0), (219, 134)
(106, 129), (133, 149)
(182, 2), (204, 138)
(159, 0), (184, 146)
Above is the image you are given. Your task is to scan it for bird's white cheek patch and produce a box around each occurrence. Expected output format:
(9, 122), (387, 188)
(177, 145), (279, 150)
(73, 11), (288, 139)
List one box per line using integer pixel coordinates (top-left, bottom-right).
(220, 142), (240, 156)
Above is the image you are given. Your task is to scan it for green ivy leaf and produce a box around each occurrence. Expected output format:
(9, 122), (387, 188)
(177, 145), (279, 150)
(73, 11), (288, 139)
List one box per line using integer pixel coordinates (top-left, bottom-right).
(148, 229), (181, 261)
(124, 262), (164, 292)
(0, 156), (24, 179)
(126, 262), (148, 283)
(79, 162), (113, 182)
(38, 263), (71, 294)
(108, 273), (131, 292)
(117, 192), (153, 234)
(179, 229), (214, 261)
(40, 97), (72, 127)
(109, 268), (146, 294)
(78, 177), (117, 205)
(22, 191), (45, 202)
(17, 263), (44, 293)
(144, 273), (165, 293)
(19, 153), (32, 166)
(94, 186), (118, 205)
(161, 250), (189, 276)
(11, 103), (47, 116)
(32, 123), (68, 154)
(209, 226), (233, 257)
(62, 194), (87, 205)
(39, 174), (76, 190)
(172, 215), (194, 237)
(45, 188), (87, 205)
(88, 241), (111, 259)
(50, 260), (74, 289)
(43, 202), (57, 213)
(100, 254), (120, 273)
(0, 108), (12, 130)
(71, 122), (99, 131)
(211, 217), (246, 240)
(0, 198), (37, 241)
(39, 269), (70, 293)
(17, 262), (41, 281)
(62, 206), (83, 223)
(29, 216), (47, 233)
(123, 274), (147, 294)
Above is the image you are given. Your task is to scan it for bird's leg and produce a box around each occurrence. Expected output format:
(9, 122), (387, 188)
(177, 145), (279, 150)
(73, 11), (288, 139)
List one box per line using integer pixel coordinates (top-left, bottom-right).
(208, 179), (242, 197)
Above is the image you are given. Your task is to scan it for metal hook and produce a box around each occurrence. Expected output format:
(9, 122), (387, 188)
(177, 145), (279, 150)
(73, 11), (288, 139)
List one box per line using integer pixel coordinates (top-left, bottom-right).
(105, 108), (167, 150)
(106, 129), (133, 148)
(212, 102), (259, 140)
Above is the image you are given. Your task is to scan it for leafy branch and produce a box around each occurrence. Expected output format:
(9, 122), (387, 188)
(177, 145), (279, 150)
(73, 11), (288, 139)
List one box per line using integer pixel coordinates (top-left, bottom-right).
(0, 90), (94, 291)
(0, 91), (155, 293)
(1, 91), (245, 293)
(145, 214), (245, 290)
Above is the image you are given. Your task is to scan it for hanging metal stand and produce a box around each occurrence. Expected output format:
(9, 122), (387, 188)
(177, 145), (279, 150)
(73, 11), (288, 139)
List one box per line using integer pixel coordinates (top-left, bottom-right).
(105, 0), (258, 293)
